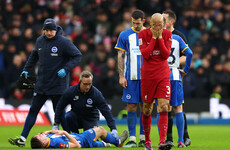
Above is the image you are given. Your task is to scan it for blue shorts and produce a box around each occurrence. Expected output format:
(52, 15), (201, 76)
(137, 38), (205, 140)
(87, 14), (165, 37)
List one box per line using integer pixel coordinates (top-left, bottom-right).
(170, 80), (184, 106)
(122, 80), (143, 103)
(77, 129), (96, 148)
(154, 80), (183, 106)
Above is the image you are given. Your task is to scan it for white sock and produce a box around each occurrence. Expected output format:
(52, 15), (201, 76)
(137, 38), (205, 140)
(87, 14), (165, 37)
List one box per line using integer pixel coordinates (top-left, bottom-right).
(102, 141), (111, 147)
(140, 134), (145, 141)
(20, 136), (26, 142)
(129, 136), (136, 143)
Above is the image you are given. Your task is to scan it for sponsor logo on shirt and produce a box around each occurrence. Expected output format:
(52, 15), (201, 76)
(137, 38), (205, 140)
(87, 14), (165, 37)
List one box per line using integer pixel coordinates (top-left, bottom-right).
(73, 96), (79, 101)
(86, 104), (93, 107)
(150, 50), (160, 56)
(131, 48), (141, 54)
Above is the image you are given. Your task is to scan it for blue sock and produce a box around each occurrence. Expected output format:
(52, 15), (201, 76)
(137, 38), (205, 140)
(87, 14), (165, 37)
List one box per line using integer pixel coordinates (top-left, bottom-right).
(139, 112), (144, 135)
(127, 111), (137, 137)
(176, 112), (184, 143)
(92, 141), (105, 147)
(156, 112), (160, 135)
(103, 132), (119, 146)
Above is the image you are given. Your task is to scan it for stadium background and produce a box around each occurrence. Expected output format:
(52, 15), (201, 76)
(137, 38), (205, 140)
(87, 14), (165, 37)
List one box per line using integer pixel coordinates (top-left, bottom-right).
(0, 0), (230, 125)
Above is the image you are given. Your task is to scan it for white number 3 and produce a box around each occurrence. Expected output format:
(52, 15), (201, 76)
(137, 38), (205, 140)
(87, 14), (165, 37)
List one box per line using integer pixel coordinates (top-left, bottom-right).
(166, 86), (170, 94)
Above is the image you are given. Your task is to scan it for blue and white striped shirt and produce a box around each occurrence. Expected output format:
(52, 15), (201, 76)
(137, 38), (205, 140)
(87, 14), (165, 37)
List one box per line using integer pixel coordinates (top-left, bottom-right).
(115, 27), (143, 80)
(168, 34), (193, 81)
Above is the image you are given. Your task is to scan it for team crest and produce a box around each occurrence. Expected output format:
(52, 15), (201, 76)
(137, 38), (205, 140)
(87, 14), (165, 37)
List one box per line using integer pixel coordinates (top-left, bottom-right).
(87, 98), (93, 104)
(126, 94), (131, 99)
(51, 46), (58, 53)
(51, 46), (58, 56)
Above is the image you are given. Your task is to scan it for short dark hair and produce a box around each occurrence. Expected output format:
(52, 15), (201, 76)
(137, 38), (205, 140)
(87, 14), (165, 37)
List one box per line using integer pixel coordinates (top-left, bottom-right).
(163, 10), (176, 22)
(31, 136), (44, 149)
(79, 71), (93, 82)
(132, 9), (145, 20)
(163, 17), (166, 27)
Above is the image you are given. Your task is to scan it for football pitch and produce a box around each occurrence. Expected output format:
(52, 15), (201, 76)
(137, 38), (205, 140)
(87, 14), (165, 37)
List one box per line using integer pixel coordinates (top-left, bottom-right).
(0, 125), (229, 150)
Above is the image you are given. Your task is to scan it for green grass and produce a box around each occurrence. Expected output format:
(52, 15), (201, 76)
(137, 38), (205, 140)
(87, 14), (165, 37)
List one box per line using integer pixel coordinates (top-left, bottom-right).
(0, 125), (230, 150)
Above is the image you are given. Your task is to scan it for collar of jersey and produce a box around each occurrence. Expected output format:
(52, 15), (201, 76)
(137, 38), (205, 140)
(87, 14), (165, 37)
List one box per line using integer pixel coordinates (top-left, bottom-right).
(46, 138), (51, 148)
(131, 27), (146, 33)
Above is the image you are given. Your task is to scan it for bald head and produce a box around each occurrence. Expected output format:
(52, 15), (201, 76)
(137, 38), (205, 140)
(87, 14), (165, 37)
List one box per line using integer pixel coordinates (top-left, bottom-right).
(151, 13), (163, 22)
(150, 13), (164, 30)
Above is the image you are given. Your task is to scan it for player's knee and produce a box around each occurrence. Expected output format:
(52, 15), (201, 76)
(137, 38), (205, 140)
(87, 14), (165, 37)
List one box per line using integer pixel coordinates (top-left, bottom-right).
(143, 109), (151, 116)
(127, 103), (138, 112)
(161, 104), (169, 112)
(173, 105), (183, 113)
(65, 112), (72, 121)
(65, 111), (76, 121)
(97, 126), (106, 133)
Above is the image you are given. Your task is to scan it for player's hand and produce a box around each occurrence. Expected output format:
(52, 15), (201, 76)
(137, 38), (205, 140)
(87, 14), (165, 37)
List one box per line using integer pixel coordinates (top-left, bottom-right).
(44, 130), (56, 135)
(119, 76), (127, 89)
(57, 68), (66, 78)
(179, 69), (187, 77)
(150, 27), (158, 39)
(54, 130), (67, 135)
(20, 71), (29, 79)
(158, 28), (163, 39)
(52, 125), (59, 130)
(111, 129), (119, 141)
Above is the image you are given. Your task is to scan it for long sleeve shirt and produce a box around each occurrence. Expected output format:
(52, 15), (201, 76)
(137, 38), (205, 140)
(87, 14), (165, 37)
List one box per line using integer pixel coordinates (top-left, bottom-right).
(55, 84), (116, 131)
(138, 28), (172, 80)
(24, 26), (82, 95)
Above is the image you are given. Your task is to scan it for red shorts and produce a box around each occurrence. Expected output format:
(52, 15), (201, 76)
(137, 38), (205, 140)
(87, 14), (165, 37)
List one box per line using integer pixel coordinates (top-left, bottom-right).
(141, 79), (171, 103)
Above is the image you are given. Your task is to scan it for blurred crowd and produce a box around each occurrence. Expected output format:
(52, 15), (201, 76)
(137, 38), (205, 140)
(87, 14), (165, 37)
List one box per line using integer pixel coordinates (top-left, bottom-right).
(0, 0), (230, 100)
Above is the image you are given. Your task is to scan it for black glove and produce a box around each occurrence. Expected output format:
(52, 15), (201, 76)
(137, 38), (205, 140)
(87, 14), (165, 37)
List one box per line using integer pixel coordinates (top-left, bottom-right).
(17, 74), (36, 89)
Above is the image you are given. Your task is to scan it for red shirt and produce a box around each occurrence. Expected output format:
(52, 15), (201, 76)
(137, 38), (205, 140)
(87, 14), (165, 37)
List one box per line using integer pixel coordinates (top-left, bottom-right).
(138, 28), (172, 79)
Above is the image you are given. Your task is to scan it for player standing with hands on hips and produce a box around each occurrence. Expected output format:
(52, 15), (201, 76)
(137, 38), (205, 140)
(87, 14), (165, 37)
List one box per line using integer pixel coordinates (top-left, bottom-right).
(138, 13), (172, 150)
(115, 9), (146, 148)
(8, 18), (82, 147)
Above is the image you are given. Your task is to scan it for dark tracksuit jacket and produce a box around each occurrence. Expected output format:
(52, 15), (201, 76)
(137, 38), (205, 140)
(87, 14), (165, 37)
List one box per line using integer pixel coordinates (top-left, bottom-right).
(20, 26), (81, 138)
(23, 26), (82, 95)
(55, 84), (117, 131)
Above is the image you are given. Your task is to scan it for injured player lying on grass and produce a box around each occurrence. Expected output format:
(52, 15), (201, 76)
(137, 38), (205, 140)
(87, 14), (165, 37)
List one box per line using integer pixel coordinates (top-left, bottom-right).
(29, 126), (128, 149)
